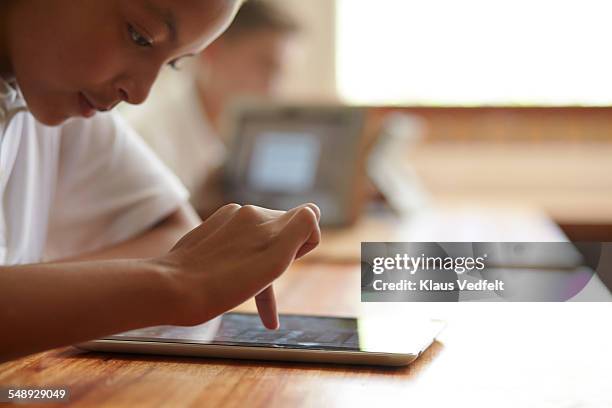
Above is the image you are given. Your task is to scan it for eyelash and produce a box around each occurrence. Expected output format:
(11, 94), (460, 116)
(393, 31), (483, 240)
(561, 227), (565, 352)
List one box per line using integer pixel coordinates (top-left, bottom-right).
(127, 24), (153, 47)
(127, 23), (181, 71)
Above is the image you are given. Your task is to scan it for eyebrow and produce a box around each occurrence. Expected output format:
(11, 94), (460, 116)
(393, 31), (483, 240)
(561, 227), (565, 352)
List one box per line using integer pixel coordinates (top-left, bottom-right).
(144, 0), (178, 43)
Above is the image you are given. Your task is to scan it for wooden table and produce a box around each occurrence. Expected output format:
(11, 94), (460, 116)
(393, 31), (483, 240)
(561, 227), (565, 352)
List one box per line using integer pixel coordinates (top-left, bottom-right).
(1, 210), (611, 407)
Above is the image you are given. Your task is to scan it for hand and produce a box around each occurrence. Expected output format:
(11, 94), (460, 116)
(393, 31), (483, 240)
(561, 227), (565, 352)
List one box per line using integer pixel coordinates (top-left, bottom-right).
(160, 203), (321, 329)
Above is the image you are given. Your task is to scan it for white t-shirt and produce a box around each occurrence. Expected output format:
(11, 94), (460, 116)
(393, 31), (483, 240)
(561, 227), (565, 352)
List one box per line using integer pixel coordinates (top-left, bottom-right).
(122, 74), (225, 198)
(0, 77), (189, 265)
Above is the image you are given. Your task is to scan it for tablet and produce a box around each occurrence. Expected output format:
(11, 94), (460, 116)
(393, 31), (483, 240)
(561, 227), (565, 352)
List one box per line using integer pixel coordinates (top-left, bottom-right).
(77, 312), (444, 367)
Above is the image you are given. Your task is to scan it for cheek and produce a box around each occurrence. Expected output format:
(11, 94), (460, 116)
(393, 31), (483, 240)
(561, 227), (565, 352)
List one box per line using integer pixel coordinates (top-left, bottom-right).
(13, 30), (123, 95)
(55, 37), (124, 88)
(10, 31), (125, 125)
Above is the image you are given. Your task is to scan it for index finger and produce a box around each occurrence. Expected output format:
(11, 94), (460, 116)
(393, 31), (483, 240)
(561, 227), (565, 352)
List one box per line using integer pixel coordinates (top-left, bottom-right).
(255, 285), (279, 330)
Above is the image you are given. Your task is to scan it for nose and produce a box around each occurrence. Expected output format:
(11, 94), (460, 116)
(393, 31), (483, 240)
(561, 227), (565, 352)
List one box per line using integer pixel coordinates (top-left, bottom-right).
(114, 67), (159, 105)
(115, 78), (152, 105)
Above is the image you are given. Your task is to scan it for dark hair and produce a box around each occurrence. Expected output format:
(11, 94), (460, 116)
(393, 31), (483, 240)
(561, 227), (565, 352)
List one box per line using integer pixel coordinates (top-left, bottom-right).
(223, 0), (298, 39)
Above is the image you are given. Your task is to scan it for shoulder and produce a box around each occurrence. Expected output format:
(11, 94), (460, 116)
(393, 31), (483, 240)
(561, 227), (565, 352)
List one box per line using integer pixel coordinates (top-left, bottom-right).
(57, 111), (143, 153)
(55, 112), (148, 170)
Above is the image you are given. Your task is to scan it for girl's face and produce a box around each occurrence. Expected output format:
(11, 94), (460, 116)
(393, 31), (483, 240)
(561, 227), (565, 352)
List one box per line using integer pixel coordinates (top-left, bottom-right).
(6, 0), (239, 125)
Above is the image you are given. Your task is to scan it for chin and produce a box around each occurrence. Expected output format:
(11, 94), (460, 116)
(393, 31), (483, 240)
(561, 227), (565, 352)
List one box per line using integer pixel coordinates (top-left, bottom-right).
(28, 105), (73, 127)
(17, 86), (74, 126)
(36, 114), (71, 127)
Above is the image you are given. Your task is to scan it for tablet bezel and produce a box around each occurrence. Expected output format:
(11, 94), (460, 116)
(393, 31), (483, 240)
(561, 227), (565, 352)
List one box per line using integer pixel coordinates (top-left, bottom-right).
(76, 312), (444, 367)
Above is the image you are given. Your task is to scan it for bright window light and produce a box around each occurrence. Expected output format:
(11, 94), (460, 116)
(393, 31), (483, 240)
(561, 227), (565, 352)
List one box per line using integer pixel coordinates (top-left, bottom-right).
(336, 0), (612, 106)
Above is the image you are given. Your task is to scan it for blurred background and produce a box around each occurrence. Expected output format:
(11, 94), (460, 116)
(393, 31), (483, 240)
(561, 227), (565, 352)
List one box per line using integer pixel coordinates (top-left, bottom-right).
(122, 0), (612, 242)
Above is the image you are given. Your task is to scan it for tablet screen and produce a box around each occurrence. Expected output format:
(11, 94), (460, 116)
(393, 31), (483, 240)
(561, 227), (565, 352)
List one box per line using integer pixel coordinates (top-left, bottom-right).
(247, 132), (321, 193)
(111, 313), (361, 351)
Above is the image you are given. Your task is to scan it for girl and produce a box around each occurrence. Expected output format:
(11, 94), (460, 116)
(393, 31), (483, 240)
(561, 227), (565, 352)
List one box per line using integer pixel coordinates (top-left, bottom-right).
(0, 0), (320, 362)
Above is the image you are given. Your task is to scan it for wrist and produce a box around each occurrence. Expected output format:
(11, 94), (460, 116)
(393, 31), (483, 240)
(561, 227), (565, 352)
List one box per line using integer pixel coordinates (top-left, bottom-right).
(145, 255), (203, 327)
(141, 256), (191, 326)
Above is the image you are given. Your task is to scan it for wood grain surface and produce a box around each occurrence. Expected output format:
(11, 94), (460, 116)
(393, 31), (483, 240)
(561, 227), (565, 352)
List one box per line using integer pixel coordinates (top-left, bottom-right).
(1, 212), (611, 408)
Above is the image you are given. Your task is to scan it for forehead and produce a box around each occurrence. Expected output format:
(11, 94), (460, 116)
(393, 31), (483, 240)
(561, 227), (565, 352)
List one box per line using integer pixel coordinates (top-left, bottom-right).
(146, 0), (240, 53)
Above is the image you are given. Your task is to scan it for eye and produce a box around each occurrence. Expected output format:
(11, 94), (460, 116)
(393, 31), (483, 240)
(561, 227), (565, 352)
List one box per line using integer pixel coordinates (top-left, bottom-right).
(127, 24), (153, 47)
(166, 55), (194, 71)
(167, 60), (181, 71)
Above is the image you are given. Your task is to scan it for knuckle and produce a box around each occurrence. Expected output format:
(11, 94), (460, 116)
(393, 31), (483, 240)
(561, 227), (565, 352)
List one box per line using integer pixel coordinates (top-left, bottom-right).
(305, 202), (318, 211)
(238, 204), (259, 219)
(222, 203), (242, 213)
(304, 202), (319, 214)
(254, 236), (273, 253)
(297, 206), (318, 226)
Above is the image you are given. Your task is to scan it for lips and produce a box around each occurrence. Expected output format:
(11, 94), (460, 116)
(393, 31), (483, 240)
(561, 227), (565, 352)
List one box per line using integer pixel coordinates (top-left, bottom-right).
(78, 92), (96, 118)
(78, 92), (120, 118)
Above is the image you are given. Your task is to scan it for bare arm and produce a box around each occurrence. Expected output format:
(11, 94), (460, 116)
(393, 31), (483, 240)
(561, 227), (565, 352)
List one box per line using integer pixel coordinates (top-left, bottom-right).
(64, 203), (201, 262)
(0, 258), (182, 362)
(1, 204), (200, 361)
(0, 203), (321, 363)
